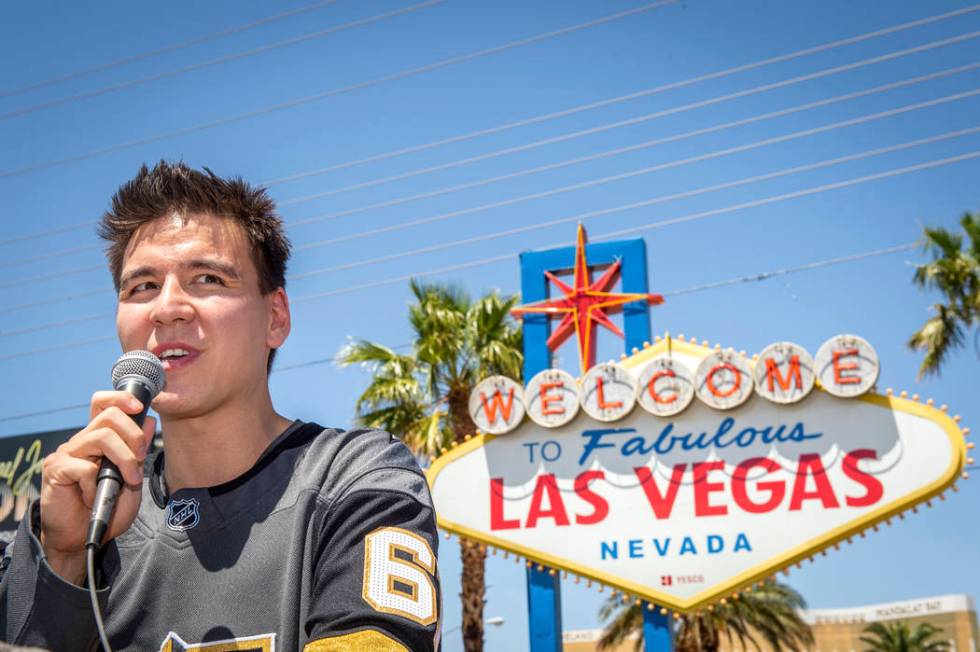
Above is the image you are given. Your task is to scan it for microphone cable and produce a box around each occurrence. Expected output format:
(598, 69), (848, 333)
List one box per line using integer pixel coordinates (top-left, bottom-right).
(87, 544), (113, 652)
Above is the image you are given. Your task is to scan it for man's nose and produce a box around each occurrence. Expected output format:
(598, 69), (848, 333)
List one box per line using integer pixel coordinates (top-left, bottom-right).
(150, 276), (195, 325)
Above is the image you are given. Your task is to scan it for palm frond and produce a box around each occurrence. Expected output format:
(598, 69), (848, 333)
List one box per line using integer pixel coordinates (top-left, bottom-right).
(598, 595), (643, 651)
(908, 304), (966, 378)
(860, 620), (950, 652)
(468, 291), (524, 381)
(910, 215), (980, 376)
(600, 582), (812, 652)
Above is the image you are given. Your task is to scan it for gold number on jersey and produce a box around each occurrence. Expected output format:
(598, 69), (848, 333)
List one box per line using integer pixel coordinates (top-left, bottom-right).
(362, 527), (438, 626)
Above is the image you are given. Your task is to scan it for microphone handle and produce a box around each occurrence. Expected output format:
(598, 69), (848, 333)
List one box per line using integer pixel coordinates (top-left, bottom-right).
(85, 380), (153, 549)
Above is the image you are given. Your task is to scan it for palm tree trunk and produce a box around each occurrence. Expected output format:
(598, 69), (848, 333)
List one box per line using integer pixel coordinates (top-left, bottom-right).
(460, 538), (487, 651)
(448, 386), (484, 651)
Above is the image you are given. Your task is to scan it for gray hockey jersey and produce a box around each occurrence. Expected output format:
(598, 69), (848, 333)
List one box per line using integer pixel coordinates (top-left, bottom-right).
(0, 422), (442, 651)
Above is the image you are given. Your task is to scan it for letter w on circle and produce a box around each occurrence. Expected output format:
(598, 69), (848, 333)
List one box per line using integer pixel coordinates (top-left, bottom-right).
(481, 388), (515, 424)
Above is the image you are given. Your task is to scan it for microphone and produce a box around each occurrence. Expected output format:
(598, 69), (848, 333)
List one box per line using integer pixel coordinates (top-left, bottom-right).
(85, 350), (166, 549)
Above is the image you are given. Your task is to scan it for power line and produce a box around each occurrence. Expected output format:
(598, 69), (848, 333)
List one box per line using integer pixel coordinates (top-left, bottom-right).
(7, 48), (980, 282)
(1, 2), (972, 249)
(662, 243), (920, 296)
(275, 29), (980, 208)
(5, 112), (980, 336)
(0, 402), (90, 424)
(279, 59), (980, 227)
(287, 122), (980, 278)
(8, 111), (979, 337)
(0, 0), (343, 100)
(259, 3), (980, 188)
(283, 147), (980, 301)
(289, 91), (980, 252)
(1, 287), (107, 316)
(0, 0), (679, 181)
(0, 0), (445, 123)
(0, 248), (101, 271)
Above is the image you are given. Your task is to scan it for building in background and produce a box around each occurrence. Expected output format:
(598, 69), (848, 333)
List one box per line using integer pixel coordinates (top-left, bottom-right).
(802, 594), (977, 652)
(564, 595), (977, 652)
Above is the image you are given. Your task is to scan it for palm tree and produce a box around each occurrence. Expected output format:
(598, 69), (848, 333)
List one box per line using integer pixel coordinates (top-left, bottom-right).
(338, 279), (523, 652)
(908, 212), (980, 378)
(860, 621), (951, 652)
(598, 581), (814, 652)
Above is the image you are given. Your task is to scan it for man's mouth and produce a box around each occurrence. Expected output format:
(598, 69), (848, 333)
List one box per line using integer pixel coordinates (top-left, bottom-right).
(159, 348), (190, 361)
(153, 344), (200, 371)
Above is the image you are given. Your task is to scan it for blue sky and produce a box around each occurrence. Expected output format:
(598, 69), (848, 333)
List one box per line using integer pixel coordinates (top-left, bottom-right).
(1, 1), (978, 649)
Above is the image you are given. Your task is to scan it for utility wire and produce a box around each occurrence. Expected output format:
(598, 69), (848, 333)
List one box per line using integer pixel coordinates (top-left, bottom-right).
(0, 244), (925, 425)
(1, 3), (972, 248)
(0, 0), (679, 180)
(281, 60), (980, 226)
(0, 0), (343, 99)
(289, 92), (980, 252)
(0, 0), (445, 122)
(6, 47), (980, 280)
(5, 113), (980, 334)
(287, 122), (980, 279)
(662, 243), (920, 296)
(275, 28), (980, 207)
(7, 106), (979, 335)
(260, 3), (980, 188)
(286, 147), (980, 302)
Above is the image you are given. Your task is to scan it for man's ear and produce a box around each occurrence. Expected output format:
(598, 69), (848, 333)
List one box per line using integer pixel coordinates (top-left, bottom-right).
(266, 287), (291, 349)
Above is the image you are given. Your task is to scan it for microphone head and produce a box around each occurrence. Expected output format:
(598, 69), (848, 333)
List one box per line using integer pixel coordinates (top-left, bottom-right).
(111, 350), (166, 398)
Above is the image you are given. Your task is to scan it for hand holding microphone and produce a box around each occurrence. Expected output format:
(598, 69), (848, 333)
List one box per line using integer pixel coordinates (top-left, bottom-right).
(38, 351), (164, 585)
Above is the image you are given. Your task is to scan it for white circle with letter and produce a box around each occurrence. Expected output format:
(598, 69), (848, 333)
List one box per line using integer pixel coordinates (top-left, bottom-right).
(695, 350), (754, 410)
(524, 368), (580, 428)
(469, 376), (525, 435)
(814, 334), (879, 397)
(753, 341), (815, 404)
(636, 355), (695, 417)
(580, 363), (637, 422)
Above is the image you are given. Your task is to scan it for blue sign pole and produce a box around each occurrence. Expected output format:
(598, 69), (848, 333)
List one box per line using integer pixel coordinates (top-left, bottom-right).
(526, 565), (563, 651)
(643, 608), (674, 652)
(518, 236), (653, 652)
(519, 249), (562, 652)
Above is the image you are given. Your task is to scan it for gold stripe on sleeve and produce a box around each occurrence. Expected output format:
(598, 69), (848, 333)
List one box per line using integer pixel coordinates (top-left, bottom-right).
(304, 630), (409, 651)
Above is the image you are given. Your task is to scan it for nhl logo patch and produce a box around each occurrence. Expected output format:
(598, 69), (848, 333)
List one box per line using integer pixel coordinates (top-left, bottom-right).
(166, 498), (200, 532)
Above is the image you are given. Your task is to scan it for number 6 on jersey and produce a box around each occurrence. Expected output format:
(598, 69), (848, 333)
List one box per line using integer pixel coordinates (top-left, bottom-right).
(362, 527), (438, 626)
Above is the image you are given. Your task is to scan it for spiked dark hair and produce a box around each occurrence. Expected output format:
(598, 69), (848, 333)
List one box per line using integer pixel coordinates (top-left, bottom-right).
(99, 161), (291, 373)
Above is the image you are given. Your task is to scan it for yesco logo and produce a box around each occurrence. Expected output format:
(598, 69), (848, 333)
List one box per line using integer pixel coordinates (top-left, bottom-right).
(469, 334), (879, 435)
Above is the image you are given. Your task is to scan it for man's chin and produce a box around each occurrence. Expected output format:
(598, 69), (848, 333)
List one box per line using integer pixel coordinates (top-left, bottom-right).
(152, 393), (209, 420)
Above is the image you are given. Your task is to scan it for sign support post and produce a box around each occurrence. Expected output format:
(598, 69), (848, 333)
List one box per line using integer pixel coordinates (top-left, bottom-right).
(526, 565), (563, 651)
(643, 609), (674, 652)
(518, 234), (652, 652)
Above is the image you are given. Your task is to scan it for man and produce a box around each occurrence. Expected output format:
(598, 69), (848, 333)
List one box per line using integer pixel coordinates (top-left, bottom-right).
(0, 162), (441, 651)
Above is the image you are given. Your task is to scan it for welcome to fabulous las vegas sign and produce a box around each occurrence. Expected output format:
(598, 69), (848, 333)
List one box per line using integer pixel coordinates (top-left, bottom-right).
(425, 226), (970, 613)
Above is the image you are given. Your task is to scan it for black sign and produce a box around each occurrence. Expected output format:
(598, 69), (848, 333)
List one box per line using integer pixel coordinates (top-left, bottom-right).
(0, 428), (80, 541)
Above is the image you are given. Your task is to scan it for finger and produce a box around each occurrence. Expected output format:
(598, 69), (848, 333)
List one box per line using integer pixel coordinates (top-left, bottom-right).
(45, 456), (100, 508)
(142, 416), (157, 455)
(88, 407), (147, 457)
(89, 390), (143, 421)
(62, 428), (144, 485)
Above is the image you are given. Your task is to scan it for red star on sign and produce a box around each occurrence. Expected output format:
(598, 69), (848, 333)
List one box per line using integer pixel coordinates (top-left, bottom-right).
(511, 224), (664, 373)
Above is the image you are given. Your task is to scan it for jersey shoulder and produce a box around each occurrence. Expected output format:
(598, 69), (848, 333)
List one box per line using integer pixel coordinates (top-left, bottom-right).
(297, 425), (432, 512)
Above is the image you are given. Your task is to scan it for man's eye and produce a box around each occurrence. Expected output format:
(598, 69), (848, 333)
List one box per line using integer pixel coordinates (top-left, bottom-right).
(197, 274), (225, 285)
(129, 281), (157, 295)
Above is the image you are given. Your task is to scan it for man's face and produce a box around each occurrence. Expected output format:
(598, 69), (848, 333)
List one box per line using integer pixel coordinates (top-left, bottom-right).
(115, 213), (289, 418)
